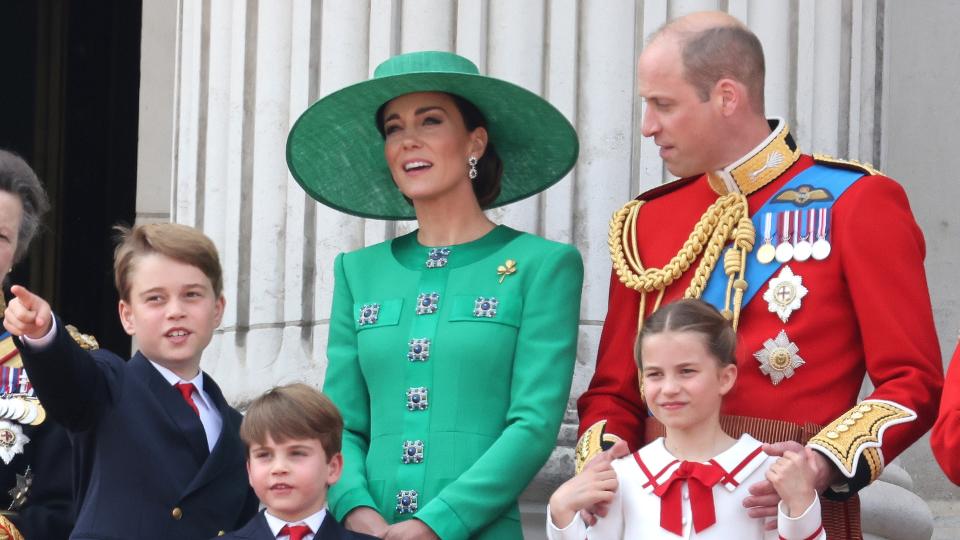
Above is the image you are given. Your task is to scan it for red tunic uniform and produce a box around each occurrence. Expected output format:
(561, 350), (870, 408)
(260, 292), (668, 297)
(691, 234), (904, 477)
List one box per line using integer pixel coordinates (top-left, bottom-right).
(931, 342), (960, 484)
(577, 126), (943, 503)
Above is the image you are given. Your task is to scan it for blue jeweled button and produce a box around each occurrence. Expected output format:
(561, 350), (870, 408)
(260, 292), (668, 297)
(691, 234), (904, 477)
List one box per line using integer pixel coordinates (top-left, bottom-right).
(401, 440), (424, 464)
(396, 490), (419, 514)
(473, 296), (499, 318)
(407, 338), (431, 362)
(416, 293), (440, 315)
(406, 387), (428, 411)
(358, 303), (380, 325)
(425, 247), (451, 269)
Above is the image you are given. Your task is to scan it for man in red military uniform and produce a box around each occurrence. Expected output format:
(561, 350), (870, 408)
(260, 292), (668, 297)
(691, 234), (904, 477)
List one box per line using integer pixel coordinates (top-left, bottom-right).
(931, 341), (960, 484)
(576, 11), (943, 539)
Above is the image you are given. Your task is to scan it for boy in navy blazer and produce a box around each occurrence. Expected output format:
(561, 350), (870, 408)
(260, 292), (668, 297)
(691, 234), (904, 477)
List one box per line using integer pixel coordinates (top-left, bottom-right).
(4, 223), (258, 539)
(219, 383), (375, 540)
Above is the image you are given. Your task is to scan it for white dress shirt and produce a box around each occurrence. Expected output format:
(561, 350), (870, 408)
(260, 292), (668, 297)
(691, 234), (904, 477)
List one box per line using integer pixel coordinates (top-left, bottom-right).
(264, 508), (327, 540)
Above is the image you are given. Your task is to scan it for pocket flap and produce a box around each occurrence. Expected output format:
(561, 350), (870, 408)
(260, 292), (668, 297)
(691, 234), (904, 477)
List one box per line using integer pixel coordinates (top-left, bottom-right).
(447, 295), (521, 327)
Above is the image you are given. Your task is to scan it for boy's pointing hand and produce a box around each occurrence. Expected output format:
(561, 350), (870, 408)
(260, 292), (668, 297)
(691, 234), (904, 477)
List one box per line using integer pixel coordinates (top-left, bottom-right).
(3, 285), (53, 339)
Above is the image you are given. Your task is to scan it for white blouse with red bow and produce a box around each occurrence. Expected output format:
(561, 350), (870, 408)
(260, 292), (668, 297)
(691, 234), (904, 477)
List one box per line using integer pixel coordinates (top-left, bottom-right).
(547, 434), (826, 540)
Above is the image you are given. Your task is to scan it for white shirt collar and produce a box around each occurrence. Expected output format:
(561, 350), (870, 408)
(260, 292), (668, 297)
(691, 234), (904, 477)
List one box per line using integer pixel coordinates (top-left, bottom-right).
(264, 508), (327, 537)
(633, 433), (768, 493)
(147, 360), (209, 408)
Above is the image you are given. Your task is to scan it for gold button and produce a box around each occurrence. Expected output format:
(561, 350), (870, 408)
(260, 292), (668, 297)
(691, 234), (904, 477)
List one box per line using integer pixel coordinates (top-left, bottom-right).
(859, 404), (872, 413)
(837, 425), (849, 432)
(851, 412), (864, 419)
(172, 507), (183, 520)
(827, 431), (839, 439)
(843, 418), (856, 426)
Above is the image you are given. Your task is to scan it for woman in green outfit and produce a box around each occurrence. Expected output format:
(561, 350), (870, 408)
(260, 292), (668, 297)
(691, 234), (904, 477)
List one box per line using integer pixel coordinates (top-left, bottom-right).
(286, 51), (583, 540)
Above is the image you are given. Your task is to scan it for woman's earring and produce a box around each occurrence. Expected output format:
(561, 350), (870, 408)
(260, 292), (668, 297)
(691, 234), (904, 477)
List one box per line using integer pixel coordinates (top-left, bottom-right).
(468, 156), (478, 180)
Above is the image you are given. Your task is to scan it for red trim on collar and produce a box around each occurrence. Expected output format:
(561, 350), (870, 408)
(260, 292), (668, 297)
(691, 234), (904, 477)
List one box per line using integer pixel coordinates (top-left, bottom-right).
(634, 451), (679, 489)
(710, 445), (764, 487)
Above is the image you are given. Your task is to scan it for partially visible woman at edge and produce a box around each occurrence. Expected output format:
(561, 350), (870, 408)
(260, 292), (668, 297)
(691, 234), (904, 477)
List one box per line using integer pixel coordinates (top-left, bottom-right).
(0, 149), (91, 540)
(286, 51), (584, 540)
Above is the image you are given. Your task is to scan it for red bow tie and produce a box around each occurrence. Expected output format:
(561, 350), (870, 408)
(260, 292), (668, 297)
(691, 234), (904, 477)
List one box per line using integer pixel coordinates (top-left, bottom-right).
(653, 460), (726, 535)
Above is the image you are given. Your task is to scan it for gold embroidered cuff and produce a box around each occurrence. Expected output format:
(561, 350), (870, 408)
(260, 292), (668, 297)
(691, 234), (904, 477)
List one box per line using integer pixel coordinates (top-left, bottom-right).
(575, 420), (617, 474)
(807, 400), (916, 480)
(0, 515), (24, 540)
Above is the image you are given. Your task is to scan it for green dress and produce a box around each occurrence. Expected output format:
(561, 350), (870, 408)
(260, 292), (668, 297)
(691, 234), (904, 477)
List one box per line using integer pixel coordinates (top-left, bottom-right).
(324, 225), (583, 539)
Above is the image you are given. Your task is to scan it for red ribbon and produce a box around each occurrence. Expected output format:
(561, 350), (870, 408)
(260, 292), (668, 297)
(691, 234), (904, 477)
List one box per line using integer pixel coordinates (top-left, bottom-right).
(653, 460), (726, 535)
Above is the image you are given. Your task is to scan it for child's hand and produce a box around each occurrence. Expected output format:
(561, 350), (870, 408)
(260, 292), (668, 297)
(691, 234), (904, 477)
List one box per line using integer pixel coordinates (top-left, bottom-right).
(766, 447), (819, 518)
(549, 458), (619, 529)
(3, 285), (53, 340)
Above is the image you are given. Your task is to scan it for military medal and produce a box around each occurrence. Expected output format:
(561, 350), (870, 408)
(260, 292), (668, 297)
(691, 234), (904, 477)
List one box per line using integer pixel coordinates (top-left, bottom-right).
(0, 420), (29, 464)
(19, 401), (38, 425)
(793, 209), (813, 262)
(753, 330), (805, 385)
(812, 207), (831, 260)
(756, 212), (776, 264)
(762, 266), (808, 322)
(775, 212), (793, 263)
(29, 403), (45, 426)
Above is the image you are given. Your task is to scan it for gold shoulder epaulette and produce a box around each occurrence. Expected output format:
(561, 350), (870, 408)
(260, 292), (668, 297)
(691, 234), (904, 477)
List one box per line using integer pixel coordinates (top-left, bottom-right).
(813, 153), (882, 177)
(66, 325), (99, 350)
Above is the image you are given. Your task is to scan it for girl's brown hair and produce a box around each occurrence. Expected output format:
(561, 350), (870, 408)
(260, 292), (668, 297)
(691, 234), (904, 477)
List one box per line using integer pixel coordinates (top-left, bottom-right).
(634, 299), (737, 368)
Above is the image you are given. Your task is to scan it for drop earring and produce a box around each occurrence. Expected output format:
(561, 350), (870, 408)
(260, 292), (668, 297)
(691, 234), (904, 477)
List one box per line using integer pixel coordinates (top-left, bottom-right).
(468, 156), (478, 180)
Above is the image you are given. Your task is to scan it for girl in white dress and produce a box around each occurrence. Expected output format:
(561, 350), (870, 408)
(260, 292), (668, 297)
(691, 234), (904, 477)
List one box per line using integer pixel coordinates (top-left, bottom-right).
(548, 299), (826, 539)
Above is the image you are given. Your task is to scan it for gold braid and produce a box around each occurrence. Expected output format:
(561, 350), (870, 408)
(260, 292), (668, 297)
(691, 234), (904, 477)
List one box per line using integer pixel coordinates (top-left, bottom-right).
(609, 193), (754, 330)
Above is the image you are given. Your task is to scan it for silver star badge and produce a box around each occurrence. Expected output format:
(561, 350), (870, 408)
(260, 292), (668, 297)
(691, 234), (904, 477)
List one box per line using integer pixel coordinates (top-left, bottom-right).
(0, 420), (29, 464)
(762, 266), (808, 323)
(754, 330), (805, 385)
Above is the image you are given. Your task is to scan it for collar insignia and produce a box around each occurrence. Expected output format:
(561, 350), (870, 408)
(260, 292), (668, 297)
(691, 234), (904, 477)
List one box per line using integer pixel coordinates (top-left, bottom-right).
(708, 119), (802, 196)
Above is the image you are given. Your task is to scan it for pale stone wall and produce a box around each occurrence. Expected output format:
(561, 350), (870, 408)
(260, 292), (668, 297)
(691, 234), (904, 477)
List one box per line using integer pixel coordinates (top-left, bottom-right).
(136, 1), (959, 538)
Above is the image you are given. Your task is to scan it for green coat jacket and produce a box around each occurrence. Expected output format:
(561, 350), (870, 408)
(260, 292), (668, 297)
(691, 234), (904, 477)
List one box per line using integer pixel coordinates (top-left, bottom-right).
(324, 226), (583, 539)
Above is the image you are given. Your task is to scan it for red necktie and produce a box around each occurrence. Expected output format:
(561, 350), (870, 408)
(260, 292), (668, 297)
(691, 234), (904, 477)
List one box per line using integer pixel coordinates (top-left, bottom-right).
(279, 524), (312, 540)
(652, 460), (726, 535)
(174, 382), (200, 416)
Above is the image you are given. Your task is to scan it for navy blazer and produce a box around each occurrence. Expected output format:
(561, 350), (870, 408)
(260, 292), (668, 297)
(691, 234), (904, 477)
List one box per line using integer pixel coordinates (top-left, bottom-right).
(217, 510), (378, 540)
(16, 317), (258, 540)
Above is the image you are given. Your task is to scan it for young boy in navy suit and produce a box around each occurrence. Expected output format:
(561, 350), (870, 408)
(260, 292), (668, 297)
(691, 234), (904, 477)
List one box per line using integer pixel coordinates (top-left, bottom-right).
(220, 383), (376, 540)
(3, 223), (258, 539)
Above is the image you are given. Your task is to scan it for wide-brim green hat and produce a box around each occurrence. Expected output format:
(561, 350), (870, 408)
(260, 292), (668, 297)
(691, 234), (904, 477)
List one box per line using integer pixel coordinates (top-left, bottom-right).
(286, 50), (579, 220)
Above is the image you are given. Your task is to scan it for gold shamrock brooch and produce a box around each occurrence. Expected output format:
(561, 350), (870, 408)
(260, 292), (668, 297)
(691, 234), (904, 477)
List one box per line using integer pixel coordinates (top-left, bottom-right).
(497, 259), (517, 283)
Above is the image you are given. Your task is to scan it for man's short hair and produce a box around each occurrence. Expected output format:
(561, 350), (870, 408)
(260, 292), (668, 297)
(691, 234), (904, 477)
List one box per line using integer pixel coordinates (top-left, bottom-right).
(240, 383), (343, 460)
(113, 223), (224, 301)
(654, 22), (766, 113)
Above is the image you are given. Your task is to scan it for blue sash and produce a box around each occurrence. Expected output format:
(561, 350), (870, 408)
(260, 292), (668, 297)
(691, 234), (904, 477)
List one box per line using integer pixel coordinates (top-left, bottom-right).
(700, 164), (864, 312)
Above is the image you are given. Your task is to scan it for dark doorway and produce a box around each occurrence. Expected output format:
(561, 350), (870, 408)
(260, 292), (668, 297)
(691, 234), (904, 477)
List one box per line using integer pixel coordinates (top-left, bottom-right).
(0, 0), (141, 353)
